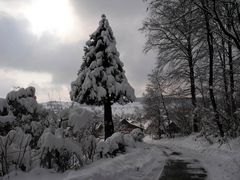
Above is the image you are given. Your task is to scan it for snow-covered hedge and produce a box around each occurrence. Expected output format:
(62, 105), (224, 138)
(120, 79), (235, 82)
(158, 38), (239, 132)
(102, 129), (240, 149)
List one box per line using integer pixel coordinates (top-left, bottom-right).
(131, 128), (144, 142)
(96, 131), (137, 158)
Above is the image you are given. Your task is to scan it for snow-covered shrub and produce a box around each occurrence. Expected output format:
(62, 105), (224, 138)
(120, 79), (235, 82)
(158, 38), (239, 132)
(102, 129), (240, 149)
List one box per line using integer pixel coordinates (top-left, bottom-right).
(0, 127), (32, 176)
(4, 87), (52, 148)
(123, 134), (136, 147)
(96, 140), (110, 158)
(61, 107), (101, 142)
(6, 87), (38, 118)
(96, 132), (128, 158)
(0, 98), (14, 136)
(106, 132), (125, 156)
(131, 128), (144, 142)
(81, 135), (97, 163)
(38, 128), (83, 171)
(68, 108), (93, 135)
(0, 115), (15, 136)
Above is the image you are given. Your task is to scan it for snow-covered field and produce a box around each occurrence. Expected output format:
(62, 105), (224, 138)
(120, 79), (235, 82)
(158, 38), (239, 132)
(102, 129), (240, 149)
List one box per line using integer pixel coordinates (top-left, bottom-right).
(4, 134), (240, 180)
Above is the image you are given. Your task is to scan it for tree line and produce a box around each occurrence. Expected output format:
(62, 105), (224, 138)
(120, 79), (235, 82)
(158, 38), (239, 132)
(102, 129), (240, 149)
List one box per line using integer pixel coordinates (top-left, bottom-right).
(141, 0), (240, 139)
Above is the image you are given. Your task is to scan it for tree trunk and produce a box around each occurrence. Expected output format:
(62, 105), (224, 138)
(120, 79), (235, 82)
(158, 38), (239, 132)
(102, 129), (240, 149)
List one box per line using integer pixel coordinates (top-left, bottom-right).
(203, 1), (224, 137)
(104, 100), (114, 140)
(187, 36), (198, 132)
(227, 31), (236, 115)
(219, 39), (230, 115)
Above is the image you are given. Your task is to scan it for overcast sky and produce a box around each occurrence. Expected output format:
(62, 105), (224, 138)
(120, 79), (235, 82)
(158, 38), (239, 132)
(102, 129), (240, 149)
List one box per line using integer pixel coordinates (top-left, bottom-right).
(0, 0), (155, 102)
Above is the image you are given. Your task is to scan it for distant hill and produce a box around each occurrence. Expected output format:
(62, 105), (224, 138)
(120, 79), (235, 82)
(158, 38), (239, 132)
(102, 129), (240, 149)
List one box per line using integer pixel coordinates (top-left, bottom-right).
(41, 100), (143, 116)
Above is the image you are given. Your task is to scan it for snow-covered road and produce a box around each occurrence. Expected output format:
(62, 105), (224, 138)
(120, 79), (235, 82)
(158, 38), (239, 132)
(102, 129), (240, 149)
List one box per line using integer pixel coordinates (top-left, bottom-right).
(145, 136), (240, 180)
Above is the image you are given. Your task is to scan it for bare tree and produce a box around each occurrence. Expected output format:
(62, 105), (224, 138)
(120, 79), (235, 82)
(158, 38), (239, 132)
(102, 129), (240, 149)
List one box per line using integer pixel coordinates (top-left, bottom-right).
(141, 0), (206, 132)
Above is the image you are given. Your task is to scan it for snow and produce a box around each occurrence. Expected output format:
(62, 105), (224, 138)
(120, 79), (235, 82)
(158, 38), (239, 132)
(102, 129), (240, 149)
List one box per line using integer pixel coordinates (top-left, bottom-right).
(96, 140), (110, 157)
(123, 134), (136, 147)
(131, 128), (144, 142)
(4, 142), (166, 180)
(105, 132), (124, 153)
(6, 87), (36, 102)
(3, 144), (166, 180)
(18, 97), (38, 114)
(3, 134), (240, 180)
(0, 114), (15, 123)
(38, 129), (82, 156)
(31, 121), (43, 137)
(0, 128), (32, 172)
(65, 144), (165, 180)
(144, 134), (240, 180)
(2, 168), (64, 180)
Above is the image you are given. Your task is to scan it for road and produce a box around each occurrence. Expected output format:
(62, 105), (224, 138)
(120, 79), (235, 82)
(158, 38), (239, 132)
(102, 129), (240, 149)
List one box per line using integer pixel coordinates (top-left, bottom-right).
(158, 147), (207, 180)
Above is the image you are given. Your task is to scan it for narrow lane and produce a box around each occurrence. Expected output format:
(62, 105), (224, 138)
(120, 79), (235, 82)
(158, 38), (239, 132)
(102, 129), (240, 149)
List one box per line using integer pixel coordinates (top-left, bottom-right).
(159, 150), (207, 180)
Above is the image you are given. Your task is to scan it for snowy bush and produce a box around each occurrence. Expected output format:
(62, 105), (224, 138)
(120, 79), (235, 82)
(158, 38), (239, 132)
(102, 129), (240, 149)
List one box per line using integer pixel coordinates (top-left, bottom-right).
(130, 128), (144, 142)
(0, 115), (16, 136)
(68, 108), (93, 135)
(105, 132), (125, 156)
(96, 132), (137, 158)
(95, 132), (124, 159)
(3, 87), (52, 148)
(38, 128), (83, 171)
(81, 135), (97, 163)
(0, 127), (32, 176)
(123, 134), (136, 147)
(96, 140), (110, 158)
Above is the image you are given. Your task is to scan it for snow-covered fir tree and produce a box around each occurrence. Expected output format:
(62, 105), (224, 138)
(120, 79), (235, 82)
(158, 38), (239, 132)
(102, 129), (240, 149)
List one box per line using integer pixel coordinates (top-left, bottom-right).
(70, 14), (135, 139)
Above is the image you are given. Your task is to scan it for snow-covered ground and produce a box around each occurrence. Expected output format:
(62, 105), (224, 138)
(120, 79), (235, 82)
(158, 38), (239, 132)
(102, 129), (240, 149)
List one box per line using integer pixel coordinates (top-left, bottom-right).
(3, 135), (240, 180)
(3, 143), (166, 180)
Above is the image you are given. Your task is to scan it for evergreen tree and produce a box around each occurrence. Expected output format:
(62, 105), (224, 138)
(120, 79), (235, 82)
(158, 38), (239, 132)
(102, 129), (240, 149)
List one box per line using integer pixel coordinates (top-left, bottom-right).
(70, 14), (135, 139)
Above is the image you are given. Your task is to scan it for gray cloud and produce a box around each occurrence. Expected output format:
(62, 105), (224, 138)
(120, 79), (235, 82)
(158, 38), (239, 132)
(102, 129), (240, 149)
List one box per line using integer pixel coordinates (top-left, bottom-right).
(0, 14), (83, 84)
(0, 0), (156, 100)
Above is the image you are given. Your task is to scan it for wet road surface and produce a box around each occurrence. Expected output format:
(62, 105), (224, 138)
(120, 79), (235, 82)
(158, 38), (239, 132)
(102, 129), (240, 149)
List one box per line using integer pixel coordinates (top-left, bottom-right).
(159, 150), (207, 180)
